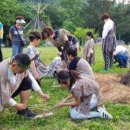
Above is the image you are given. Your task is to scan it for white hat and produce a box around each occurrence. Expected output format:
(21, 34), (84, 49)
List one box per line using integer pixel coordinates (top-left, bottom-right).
(16, 19), (26, 24)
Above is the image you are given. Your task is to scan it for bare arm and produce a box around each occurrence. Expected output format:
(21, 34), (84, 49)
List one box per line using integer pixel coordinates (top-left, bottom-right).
(9, 33), (13, 41)
(0, 30), (2, 38)
(58, 97), (81, 107)
(30, 61), (39, 80)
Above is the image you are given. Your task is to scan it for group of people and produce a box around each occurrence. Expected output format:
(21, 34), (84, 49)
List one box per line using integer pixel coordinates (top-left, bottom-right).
(0, 13), (115, 121)
(0, 11), (128, 122)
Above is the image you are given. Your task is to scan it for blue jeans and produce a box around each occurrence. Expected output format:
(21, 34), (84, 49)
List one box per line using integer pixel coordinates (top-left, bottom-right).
(114, 52), (128, 67)
(12, 42), (23, 57)
(70, 94), (101, 120)
(0, 39), (3, 62)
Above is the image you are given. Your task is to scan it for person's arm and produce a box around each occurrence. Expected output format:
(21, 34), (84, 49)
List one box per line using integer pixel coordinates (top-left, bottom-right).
(28, 72), (49, 101)
(30, 61), (39, 80)
(58, 97), (81, 107)
(60, 95), (74, 103)
(9, 26), (14, 41)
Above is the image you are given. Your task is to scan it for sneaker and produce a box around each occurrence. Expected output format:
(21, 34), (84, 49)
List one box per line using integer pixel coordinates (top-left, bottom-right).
(100, 69), (110, 73)
(17, 108), (36, 118)
(98, 107), (113, 119)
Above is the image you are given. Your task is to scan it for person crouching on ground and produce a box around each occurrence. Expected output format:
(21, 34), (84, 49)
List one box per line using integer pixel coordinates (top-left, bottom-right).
(56, 70), (113, 120)
(113, 45), (128, 68)
(0, 53), (49, 118)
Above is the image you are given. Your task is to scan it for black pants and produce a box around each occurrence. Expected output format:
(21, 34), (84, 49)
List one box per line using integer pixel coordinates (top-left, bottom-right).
(103, 50), (113, 70)
(12, 77), (32, 98)
(0, 39), (3, 62)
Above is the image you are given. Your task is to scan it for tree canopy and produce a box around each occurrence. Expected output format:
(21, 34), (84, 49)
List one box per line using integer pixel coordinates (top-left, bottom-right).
(0, 0), (130, 43)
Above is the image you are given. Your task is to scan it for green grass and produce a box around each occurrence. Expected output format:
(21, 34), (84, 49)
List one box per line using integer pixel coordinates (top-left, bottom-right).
(1, 45), (130, 130)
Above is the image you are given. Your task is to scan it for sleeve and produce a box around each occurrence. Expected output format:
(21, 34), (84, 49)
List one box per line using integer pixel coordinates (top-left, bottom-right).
(26, 47), (36, 60)
(8, 98), (17, 107)
(102, 21), (113, 39)
(28, 71), (41, 91)
(71, 82), (82, 99)
(9, 26), (14, 34)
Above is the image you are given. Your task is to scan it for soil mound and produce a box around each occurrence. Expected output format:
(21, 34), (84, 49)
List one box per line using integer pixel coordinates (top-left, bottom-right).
(95, 73), (130, 104)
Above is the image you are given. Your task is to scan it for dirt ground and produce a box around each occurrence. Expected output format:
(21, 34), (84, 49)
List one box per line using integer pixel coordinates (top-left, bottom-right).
(95, 73), (130, 104)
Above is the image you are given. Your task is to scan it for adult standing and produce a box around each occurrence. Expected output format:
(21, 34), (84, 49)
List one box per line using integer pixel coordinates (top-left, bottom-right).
(101, 13), (117, 72)
(0, 21), (3, 62)
(9, 16), (25, 56)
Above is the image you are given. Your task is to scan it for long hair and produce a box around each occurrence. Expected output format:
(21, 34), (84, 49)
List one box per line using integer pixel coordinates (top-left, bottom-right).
(57, 70), (80, 89)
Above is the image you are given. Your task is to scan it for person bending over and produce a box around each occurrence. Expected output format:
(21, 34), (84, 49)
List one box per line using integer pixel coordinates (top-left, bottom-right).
(0, 53), (49, 118)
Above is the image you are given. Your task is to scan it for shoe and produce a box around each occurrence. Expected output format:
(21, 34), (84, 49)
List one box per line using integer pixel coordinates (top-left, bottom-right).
(100, 69), (110, 73)
(98, 107), (113, 119)
(17, 108), (36, 118)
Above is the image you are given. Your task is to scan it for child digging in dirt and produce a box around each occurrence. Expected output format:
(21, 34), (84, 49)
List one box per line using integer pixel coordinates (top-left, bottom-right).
(56, 70), (113, 120)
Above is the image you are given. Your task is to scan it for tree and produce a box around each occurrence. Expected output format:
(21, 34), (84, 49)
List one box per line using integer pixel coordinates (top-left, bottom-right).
(74, 27), (98, 45)
(80, 0), (115, 35)
(63, 20), (76, 33)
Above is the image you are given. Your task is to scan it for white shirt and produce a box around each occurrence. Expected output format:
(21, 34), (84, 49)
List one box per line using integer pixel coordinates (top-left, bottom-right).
(113, 45), (127, 56)
(102, 18), (114, 39)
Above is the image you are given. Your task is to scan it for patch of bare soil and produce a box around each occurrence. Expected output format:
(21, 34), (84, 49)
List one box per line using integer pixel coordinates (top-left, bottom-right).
(95, 73), (130, 104)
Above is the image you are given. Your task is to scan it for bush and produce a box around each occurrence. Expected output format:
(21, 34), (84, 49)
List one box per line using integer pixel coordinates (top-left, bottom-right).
(74, 27), (98, 45)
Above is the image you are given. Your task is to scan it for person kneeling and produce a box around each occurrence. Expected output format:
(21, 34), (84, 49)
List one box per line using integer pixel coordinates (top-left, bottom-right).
(56, 70), (113, 120)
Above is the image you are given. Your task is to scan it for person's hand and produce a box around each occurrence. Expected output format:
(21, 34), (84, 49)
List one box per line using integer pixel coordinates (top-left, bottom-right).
(43, 94), (50, 102)
(40, 93), (49, 102)
(15, 103), (26, 111)
(57, 102), (64, 108)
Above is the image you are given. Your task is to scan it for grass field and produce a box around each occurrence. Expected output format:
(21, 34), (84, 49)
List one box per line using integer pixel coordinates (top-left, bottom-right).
(0, 45), (130, 130)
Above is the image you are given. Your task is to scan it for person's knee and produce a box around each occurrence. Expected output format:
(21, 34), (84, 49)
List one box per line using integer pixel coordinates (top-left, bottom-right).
(21, 77), (32, 90)
(70, 112), (79, 120)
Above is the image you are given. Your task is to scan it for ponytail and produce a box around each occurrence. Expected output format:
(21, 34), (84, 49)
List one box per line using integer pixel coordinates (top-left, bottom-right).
(69, 70), (80, 89)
